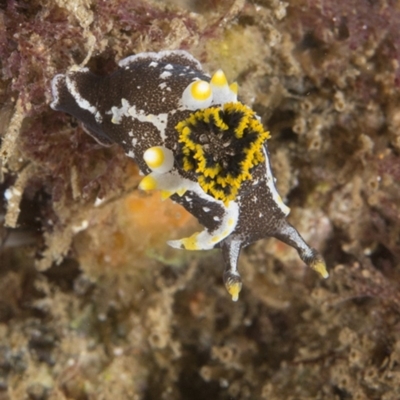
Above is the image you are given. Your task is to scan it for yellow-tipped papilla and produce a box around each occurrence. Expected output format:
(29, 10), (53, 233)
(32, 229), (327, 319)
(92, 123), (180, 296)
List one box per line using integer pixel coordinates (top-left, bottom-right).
(181, 79), (213, 110)
(191, 80), (212, 100)
(138, 175), (158, 191)
(143, 146), (174, 173)
(210, 69), (228, 87)
(139, 170), (192, 201)
(229, 82), (238, 102)
(160, 187), (186, 201)
(229, 81), (238, 95)
(210, 69), (237, 105)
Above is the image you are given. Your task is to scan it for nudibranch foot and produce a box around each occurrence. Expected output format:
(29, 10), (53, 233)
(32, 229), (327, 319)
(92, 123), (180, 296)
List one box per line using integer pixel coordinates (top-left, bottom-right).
(167, 228), (227, 251)
(50, 49), (328, 302)
(168, 199), (239, 251)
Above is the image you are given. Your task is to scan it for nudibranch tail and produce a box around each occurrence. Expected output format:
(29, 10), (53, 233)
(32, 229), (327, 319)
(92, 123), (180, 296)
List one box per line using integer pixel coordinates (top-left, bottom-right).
(50, 49), (328, 302)
(50, 71), (114, 146)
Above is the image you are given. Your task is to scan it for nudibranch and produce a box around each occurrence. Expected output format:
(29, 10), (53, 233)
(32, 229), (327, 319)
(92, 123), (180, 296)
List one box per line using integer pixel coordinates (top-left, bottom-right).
(50, 50), (328, 301)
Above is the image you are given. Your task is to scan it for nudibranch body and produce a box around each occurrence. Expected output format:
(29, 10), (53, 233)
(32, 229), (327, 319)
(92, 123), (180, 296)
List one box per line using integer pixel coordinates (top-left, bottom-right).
(51, 50), (328, 301)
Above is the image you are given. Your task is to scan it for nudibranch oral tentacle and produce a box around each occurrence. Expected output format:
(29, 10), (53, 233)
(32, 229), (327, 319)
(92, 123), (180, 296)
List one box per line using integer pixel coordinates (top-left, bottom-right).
(50, 50), (328, 302)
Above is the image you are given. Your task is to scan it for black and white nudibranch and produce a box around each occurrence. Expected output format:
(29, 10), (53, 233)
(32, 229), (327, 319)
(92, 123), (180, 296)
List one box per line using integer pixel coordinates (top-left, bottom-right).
(50, 50), (328, 301)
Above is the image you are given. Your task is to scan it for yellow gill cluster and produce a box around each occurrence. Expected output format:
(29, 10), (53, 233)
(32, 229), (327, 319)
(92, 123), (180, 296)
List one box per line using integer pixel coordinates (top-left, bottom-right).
(176, 102), (271, 204)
